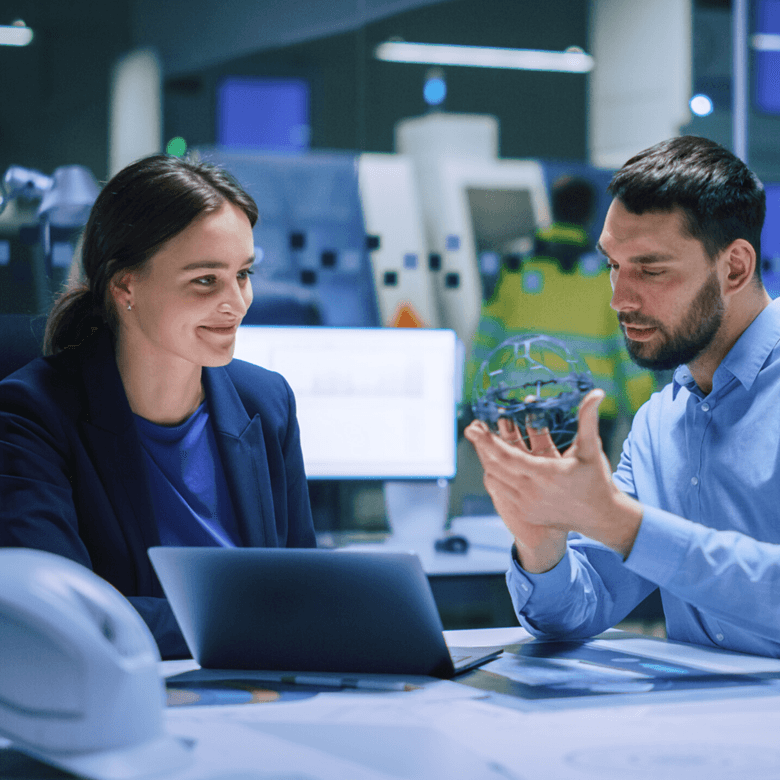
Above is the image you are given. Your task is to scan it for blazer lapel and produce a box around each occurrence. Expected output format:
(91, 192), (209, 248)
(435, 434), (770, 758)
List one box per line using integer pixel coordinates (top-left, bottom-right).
(203, 366), (272, 547)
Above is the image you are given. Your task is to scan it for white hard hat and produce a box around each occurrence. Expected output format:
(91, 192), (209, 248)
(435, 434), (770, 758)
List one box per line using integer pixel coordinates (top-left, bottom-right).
(0, 548), (193, 779)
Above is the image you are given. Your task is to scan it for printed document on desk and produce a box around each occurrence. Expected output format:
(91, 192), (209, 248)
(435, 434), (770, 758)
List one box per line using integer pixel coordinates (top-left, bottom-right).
(456, 631), (780, 704)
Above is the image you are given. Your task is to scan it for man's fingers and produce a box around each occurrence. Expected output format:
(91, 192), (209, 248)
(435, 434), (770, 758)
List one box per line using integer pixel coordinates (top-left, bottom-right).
(464, 419), (490, 447)
(526, 422), (560, 458)
(497, 417), (530, 452)
(465, 419), (534, 475)
(575, 389), (605, 461)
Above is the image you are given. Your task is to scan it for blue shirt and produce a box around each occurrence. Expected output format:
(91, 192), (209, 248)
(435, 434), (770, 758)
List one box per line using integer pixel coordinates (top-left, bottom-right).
(135, 403), (240, 548)
(507, 297), (780, 657)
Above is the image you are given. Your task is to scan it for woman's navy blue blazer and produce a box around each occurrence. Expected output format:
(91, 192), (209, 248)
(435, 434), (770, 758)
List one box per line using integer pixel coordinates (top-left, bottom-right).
(0, 330), (316, 658)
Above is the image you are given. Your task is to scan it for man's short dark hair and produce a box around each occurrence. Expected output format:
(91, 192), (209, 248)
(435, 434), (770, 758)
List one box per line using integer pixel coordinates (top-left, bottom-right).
(608, 136), (766, 276)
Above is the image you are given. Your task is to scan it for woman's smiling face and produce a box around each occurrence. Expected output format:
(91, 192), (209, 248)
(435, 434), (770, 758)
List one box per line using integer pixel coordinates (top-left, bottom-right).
(116, 201), (255, 369)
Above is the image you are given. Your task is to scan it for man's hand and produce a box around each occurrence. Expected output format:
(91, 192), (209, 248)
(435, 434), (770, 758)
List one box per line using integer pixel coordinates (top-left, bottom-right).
(481, 414), (569, 572)
(464, 389), (643, 566)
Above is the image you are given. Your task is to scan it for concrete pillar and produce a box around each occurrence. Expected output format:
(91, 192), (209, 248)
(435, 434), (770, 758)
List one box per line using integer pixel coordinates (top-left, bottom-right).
(109, 48), (162, 177)
(589, 0), (693, 168)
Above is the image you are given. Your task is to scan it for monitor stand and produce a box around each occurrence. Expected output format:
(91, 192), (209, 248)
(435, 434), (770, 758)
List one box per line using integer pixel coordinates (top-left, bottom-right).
(383, 479), (450, 547)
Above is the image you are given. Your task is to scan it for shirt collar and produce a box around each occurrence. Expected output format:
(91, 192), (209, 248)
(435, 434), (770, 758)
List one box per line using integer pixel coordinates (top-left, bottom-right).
(671, 365), (696, 399)
(672, 297), (780, 399)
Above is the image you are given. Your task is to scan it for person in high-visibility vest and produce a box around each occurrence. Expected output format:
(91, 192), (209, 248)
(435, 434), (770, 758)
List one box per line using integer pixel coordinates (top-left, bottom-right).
(464, 176), (656, 458)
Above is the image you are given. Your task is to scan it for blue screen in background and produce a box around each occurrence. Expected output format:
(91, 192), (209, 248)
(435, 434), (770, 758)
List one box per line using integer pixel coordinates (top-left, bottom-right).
(217, 77), (310, 152)
(755, 0), (780, 114)
(762, 183), (780, 299)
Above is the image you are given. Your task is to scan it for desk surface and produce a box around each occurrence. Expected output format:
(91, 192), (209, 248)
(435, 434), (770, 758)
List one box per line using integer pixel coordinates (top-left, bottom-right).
(5, 627), (780, 780)
(324, 514), (515, 576)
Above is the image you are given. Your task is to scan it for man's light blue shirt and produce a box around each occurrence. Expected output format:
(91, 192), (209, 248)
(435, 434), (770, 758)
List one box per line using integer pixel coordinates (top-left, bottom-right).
(507, 297), (780, 657)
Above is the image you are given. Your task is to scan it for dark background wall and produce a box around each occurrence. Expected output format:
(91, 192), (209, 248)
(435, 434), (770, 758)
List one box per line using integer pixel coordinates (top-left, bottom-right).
(0, 0), (133, 183)
(1, 0), (590, 185)
(164, 0), (590, 161)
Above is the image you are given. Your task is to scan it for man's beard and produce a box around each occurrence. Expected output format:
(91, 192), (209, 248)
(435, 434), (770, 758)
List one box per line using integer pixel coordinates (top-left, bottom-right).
(621, 271), (725, 371)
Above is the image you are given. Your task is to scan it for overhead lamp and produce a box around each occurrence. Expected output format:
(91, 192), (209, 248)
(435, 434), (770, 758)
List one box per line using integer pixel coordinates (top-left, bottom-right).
(752, 33), (780, 51)
(375, 41), (594, 73)
(0, 20), (33, 47)
(690, 94), (714, 117)
(423, 68), (447, 107)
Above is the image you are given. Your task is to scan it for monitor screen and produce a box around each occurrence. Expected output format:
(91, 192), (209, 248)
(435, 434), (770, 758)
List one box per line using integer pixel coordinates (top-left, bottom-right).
(761, 183), (780, 300)
(466, 187), (537, 255)
(232, 326), (459, 480)
(762, 183), (780, 262)
(217, 77), (310, 151)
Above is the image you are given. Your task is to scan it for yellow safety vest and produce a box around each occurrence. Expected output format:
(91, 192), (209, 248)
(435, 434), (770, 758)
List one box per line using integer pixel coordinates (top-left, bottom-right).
(465, 223), (655, 419)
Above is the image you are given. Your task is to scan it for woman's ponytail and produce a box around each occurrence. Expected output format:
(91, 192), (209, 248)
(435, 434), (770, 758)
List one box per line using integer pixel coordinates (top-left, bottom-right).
(43, 284), (105, 355)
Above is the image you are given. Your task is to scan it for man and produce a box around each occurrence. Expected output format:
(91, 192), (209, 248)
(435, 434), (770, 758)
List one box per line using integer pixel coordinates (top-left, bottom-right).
(465, 135), (780, 657)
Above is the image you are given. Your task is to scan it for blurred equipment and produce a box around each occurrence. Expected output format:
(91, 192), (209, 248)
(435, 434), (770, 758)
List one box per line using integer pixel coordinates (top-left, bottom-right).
(195, 148), (380, 328)
(358, 152), (440, 328)
(395, 112), (550, 360)
(0, 164), (99, 314)
(1, 165), (99, 228)
(0, 548), (193, 780)
(471, 333), (594, 453)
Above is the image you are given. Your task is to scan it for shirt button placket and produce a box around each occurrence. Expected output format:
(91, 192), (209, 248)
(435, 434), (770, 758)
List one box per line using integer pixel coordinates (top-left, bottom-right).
(691, 401), (710, 491)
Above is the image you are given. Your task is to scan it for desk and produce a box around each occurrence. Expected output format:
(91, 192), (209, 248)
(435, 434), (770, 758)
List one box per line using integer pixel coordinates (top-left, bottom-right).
(5, 627), (780, 780)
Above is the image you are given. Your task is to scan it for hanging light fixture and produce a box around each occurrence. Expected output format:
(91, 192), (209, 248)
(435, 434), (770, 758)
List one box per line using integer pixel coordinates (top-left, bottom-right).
(375, 41), (593, 73)
(0, 20), (33, 47)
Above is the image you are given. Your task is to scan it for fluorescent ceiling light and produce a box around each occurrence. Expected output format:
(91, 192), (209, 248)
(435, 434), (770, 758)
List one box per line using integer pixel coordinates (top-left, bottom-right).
(752, 33), (780, 51)
(0, 23), (33, 46)
(375, 41), (594, 73)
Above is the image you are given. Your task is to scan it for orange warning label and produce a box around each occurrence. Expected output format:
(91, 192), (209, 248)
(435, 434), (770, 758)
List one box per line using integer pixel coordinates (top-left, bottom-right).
(390, 303), (425, 328)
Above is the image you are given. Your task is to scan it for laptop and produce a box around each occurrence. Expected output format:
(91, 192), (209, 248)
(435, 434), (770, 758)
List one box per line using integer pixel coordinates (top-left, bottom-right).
(148, 546), (503, 679)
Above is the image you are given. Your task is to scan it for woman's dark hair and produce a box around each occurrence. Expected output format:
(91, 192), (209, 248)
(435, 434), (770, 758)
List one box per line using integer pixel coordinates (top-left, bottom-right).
(608, 136), (766, 278)
(44, 154), (259, 354)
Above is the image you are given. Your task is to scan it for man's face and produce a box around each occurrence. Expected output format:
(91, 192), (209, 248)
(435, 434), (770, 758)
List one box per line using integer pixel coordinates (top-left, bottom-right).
(598, 200), (725, 372)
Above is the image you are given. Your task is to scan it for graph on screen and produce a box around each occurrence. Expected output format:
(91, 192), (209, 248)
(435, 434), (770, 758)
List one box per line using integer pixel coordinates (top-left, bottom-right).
(233, 326), (459, 479)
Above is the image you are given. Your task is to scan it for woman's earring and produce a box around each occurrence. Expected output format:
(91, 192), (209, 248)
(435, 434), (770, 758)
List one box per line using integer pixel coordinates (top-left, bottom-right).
(127, 303), (132, 311)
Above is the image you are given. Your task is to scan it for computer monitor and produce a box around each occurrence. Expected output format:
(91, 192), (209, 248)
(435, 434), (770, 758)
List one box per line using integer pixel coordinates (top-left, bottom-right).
(761, 183), (780, 300)
(405, 156), (550, 357)
(466, 186), (537, 256)
(232, 326), (459, 480)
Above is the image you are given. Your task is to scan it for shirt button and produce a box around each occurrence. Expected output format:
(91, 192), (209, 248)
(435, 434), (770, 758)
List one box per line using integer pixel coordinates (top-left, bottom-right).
(521, 583), (529, 591)
(716, 633), (724, 642)
(701, 403), (710, 412)
(691, 477), (699, 486)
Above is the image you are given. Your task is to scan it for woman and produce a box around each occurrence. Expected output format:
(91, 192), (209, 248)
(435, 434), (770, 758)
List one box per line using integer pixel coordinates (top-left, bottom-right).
(0, 155), (316, 658)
